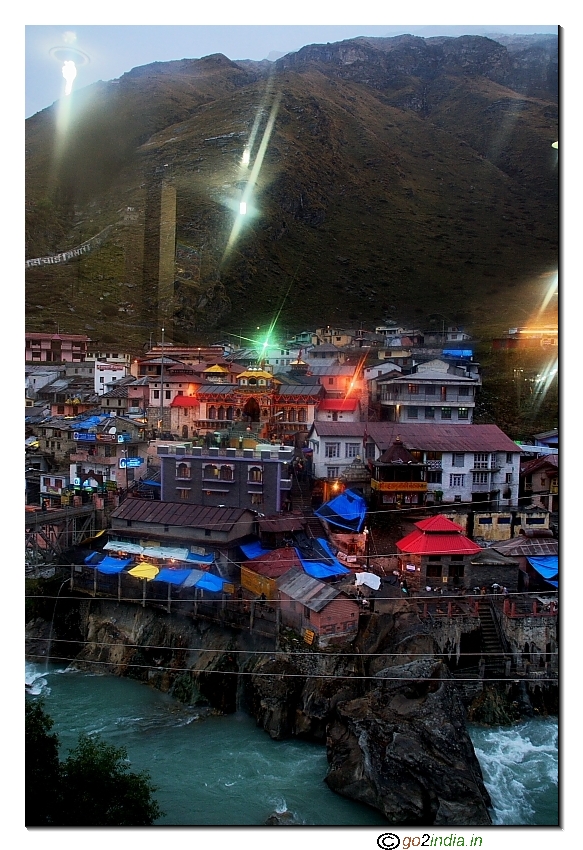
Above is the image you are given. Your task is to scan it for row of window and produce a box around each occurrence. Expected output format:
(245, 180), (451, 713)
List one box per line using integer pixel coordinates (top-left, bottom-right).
(406, 407), (469, 419)
(322, 446), (514, 466)
(392, 384), (471, 396)
(176, 463), (264, 483)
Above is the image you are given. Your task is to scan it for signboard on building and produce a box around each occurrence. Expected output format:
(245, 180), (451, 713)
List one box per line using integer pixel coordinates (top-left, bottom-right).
(96, 434), (117, 442)
(74, 432), (96, 442)
(117, 434), (131, 443)
(119, 457), (144, 469)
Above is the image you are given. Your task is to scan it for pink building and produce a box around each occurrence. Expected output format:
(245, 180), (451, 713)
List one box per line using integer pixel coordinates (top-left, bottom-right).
(26, 332), (91, 363)
(277, 568), (360, 643)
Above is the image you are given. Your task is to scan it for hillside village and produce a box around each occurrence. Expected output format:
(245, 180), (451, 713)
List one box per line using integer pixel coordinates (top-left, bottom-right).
(25, 320), (557, 681)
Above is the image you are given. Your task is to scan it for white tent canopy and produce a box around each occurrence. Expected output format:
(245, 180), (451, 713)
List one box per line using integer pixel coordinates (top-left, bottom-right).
(354, 572), (381, 591)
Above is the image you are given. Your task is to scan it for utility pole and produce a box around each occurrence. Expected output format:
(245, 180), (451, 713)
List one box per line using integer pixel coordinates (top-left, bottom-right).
(159, 326), (165, 434)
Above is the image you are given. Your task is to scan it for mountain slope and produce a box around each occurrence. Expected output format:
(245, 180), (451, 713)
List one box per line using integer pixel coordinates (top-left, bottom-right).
(25, 35), (558, 347)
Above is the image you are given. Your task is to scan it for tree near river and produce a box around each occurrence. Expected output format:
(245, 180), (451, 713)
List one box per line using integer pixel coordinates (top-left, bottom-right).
(26, 699), (163, 826)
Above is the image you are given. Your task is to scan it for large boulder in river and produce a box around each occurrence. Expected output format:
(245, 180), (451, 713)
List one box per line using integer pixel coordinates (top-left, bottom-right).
(325, 659), (492, 826)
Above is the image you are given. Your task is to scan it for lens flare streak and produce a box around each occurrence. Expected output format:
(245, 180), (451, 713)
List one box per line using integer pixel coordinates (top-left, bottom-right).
(222, 90), (282, 263)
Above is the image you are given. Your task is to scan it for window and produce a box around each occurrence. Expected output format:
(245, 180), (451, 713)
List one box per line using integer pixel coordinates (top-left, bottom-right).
(328, 378), (334, 385)
(251, 493), (264, 505)
(458, 408), (469, 420)
(426, 563), (442, 578)
(450, 474), (465, 487)
(325, 442), (340, 458)
(425, 407), (435, 419)
(449, 563), (465, 578)
(57, 405), (65, 415)
(459, 386), (469, 396)
(346, 443), (361, 458)
(505, 473), (513, 483)
(506, 453), (514, 464)
(176, 462), (191, 479)
(474, 453), (489, 469)
(248, 466), (263, 483)
(526, 517), (545, 525)
(407, 384), (419, 394)
(304, 606), (311, 619)
(454, 495), (462, 503)
(427, 471), (442, 484)
(473, 472), (489, 484)
(425, 385), (435, 395)
(452, 453), (465, 467)
(497, 517), (511, 524)
(327, 467), (339, 478)
(205, 529), (212, 536)
(407, 406), (418, 419)
(478, 517), (493, 524)
(153, 390), (160, 400)
(203, 464), (219, 479)
(176, 488), (190, 500)
(220, 465), (234, 481)
(441, 407), (452, 419)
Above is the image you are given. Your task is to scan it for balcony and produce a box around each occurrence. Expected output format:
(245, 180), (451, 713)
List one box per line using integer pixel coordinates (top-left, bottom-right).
(380, 392), (475, 405)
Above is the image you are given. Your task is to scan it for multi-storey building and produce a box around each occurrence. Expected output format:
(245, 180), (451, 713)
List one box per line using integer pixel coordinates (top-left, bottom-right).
(307, 422), (521, 509)
(377, 358), (480, 424)
(157, 442), (295, 514)
(25, 332), (91, 363)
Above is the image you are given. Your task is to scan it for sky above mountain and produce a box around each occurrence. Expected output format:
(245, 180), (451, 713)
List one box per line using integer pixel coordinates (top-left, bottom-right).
(25, 20), (558, 119)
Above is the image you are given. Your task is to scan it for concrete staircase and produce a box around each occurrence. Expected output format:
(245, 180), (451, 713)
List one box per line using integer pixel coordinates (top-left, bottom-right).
(478, 601), (507, 680)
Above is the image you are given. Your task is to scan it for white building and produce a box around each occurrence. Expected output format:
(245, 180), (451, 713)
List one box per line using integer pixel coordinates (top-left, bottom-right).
(95, 362), (128, 396)
(307, 421), (521, 508)
(377, 358), (480, 424)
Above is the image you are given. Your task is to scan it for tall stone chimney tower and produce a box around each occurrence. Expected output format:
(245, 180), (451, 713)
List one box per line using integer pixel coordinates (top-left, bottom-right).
(142, 166), (177, 340)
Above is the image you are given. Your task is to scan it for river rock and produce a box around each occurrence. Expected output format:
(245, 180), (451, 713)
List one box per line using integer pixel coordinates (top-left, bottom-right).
(325, 659), (492, 825)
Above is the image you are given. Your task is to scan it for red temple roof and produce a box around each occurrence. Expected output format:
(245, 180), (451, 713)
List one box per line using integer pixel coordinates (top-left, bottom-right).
(396, 514), (480, 555)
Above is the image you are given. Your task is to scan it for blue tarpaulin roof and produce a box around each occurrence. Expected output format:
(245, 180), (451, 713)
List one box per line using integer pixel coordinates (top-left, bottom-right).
(153, 568), (193, 585)
(314, 489), (367, 532)
(186, 551), (215, 565)
(527, 555), (558, 586)
(240, 541), (271, 559)
(295, 537), (351, 580)
(141, 479), (161, 487)
(96, 556), (132, 574)
(84, 552), (104, 565)
(196, 572), (227, 592)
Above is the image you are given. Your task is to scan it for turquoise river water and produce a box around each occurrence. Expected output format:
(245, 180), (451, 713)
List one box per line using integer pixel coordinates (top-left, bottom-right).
(25, 662), (558, 827)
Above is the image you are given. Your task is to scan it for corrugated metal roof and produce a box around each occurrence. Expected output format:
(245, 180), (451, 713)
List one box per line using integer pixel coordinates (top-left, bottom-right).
(277, 568), (341, 611)
(111, 499), (251, 532)
(258, 515), (306, 533)
(277, 385), (324, 397)
(491, 538), (559, 557)
(310, 422), (519, 452)
(246, 548), (301, 578)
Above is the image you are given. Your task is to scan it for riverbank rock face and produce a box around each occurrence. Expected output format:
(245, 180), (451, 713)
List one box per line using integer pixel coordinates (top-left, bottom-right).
(325, 660), (492, 826)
